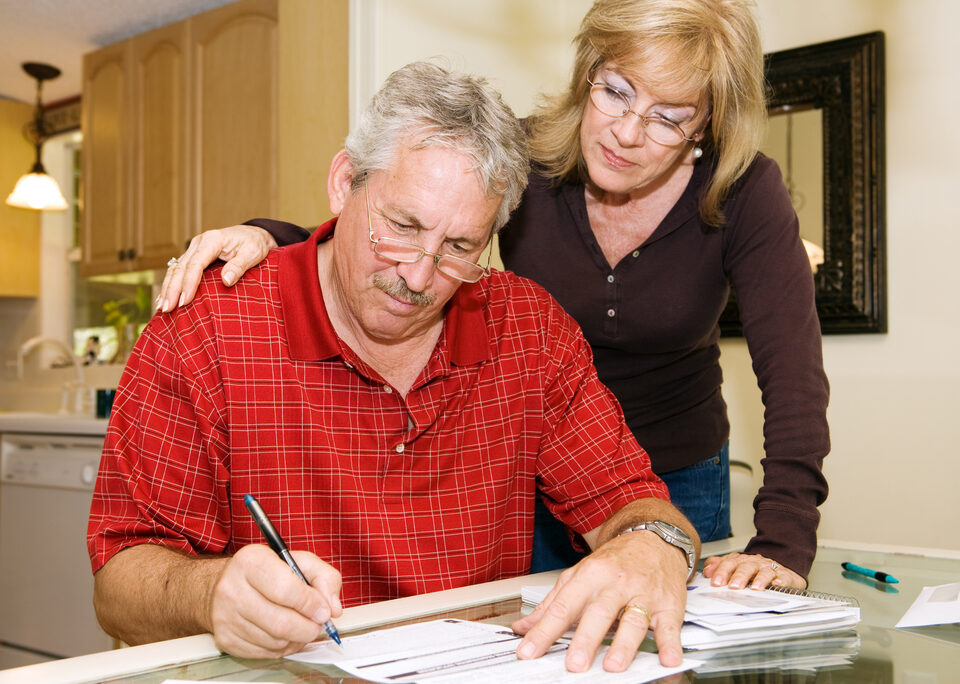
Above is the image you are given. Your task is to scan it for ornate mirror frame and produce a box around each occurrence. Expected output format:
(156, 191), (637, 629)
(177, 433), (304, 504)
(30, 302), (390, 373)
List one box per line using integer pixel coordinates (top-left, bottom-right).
(720, 31), (886, 336)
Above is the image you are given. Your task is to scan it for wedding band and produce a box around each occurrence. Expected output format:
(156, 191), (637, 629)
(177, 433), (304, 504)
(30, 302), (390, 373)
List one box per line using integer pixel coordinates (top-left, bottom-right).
(167, 257), (179, 267)
(622, 603), (651, 622)
(771, 561), (780, 574)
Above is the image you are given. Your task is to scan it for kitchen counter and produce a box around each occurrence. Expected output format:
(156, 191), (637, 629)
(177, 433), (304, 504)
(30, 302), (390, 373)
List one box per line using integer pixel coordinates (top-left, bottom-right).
(0, 412), (108, 436)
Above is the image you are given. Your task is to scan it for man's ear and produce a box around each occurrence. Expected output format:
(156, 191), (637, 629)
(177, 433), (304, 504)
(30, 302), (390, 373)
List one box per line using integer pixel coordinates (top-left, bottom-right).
(327, 149), (355, 215)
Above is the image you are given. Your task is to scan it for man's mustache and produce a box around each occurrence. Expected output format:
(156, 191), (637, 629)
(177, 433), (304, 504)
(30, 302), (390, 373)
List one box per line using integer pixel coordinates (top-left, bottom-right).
(373, 274), (435, 307)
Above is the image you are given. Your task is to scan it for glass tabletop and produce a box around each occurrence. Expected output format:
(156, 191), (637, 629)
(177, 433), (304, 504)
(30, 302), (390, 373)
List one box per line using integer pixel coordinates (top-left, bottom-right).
(71, 545), (960, 683)
(94, 602), (960, 683)
(97, 601), (521, 684)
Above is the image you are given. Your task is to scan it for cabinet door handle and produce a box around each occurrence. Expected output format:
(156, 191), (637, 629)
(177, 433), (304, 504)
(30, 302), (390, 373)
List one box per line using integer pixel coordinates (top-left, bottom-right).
(126, 248), (136, 260)
(118, 250), (126, 261)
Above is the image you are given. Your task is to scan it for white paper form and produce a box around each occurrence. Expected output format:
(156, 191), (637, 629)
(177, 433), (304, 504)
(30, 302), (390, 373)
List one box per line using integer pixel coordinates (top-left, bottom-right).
(896, 581), (960, 628)
(684, 574), (838, 616)
(287, 618), (701, 682)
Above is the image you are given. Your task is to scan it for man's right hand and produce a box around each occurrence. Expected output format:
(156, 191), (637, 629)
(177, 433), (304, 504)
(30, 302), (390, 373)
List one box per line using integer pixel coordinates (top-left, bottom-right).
(157, 225), (277, 313)
(207, 544), (343, 658)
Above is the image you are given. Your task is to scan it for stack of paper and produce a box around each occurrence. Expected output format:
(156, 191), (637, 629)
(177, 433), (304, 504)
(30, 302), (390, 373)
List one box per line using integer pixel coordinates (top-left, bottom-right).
(681, 575), (860, 649)
(521, 573), (860, 651)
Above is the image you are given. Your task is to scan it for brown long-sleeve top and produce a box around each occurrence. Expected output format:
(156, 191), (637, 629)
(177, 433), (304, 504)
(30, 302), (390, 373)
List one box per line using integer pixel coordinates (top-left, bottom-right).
(499, 153), (830, 577)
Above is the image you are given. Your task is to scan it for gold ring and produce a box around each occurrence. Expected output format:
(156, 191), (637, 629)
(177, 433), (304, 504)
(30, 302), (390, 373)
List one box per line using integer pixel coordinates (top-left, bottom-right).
(622, 603), (651, 622)
(167, 257), (180, 267)
(771, 561), (780, 574)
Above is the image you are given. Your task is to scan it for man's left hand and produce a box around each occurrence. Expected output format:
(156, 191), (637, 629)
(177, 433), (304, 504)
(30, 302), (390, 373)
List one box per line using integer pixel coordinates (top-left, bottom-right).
(512, 530), (688, 672)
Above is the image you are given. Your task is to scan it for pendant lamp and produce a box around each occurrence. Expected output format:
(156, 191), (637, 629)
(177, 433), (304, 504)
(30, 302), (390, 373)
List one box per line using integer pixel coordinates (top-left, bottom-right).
(5, 62), (69, 211)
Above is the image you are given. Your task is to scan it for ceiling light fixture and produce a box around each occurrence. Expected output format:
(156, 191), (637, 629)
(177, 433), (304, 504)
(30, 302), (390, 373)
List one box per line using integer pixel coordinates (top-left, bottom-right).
(5, 62), (69, 211)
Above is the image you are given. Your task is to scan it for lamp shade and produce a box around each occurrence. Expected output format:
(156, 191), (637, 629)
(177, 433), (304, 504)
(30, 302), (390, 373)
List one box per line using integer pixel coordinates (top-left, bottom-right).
(5, 171), (69, 211)
(6, 62), (69, 211)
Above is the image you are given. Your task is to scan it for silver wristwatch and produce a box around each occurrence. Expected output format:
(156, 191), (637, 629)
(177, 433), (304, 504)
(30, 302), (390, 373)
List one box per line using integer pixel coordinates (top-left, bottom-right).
(617, 520), (696, 573)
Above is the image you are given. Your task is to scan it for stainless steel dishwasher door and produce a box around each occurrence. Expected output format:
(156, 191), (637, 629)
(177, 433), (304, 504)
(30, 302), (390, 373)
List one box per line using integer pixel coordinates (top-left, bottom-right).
(0, 432), (113, 666)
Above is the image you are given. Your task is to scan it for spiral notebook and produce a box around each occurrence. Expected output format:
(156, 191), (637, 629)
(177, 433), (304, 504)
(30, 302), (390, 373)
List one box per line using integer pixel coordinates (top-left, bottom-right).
(520, 573), (860, 651)
(679, 574), (860, 649)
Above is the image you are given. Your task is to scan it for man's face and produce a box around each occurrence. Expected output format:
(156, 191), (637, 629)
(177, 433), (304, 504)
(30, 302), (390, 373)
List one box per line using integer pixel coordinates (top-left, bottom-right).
(327, 144), (501, 344)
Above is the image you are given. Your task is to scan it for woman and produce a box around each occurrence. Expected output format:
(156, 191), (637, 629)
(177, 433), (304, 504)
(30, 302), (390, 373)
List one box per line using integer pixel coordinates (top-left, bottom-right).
(159, 0), (828, 591)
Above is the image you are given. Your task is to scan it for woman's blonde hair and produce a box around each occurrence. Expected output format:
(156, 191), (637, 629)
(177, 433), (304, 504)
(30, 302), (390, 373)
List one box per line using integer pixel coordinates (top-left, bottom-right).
(527, 0), (766, 226)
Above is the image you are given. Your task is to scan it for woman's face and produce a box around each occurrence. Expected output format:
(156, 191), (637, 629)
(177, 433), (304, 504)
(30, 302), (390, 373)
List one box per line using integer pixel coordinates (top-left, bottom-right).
(579, 64), (708, 197)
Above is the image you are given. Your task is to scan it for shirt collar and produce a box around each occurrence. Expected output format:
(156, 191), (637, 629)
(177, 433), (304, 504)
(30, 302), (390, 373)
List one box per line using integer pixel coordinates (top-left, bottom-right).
(279, 217), (491, 365)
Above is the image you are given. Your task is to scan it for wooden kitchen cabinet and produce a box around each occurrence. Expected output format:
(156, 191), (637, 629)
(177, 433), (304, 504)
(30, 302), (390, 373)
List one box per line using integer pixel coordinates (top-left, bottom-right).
(131, 21), (191, 270)
(190, 0), (278, 233)
(82, 41), (132, 275)
(81, 0), (278, 276)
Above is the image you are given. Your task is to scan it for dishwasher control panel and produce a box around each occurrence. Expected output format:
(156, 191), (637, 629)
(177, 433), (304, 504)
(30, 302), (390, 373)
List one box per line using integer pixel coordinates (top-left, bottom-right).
(0, 433), (104, 492)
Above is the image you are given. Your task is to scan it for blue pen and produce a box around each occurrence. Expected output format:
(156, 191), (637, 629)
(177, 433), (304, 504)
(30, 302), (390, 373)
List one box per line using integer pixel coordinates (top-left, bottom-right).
(244, 493), (342, 645)
(841, 561), (899, 584)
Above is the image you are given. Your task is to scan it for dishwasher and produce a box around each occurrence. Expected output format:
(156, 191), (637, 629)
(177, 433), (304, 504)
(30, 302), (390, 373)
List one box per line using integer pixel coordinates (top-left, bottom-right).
(0, 432), (114, 668)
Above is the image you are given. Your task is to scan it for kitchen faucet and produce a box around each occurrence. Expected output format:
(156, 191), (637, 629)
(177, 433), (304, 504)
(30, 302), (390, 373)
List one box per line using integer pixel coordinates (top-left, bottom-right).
(16, 335), (91, 414)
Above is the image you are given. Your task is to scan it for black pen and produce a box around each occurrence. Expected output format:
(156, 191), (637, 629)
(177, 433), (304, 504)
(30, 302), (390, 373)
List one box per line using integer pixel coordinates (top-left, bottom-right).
(244, 493), (342, 645)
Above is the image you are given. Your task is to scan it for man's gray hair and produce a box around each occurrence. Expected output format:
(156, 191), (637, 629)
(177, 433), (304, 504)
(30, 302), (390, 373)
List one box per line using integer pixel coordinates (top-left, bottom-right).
(345, 61), (529, 232)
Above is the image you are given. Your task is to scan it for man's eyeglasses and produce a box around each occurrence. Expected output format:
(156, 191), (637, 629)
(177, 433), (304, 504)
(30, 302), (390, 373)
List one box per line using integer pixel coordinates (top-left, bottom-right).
(586, 78), (698, 147)
(365, 185), (492, 284)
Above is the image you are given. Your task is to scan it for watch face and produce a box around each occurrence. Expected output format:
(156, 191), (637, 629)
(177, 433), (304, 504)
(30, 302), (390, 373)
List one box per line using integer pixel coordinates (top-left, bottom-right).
(652, 522), (695, 569)
(655, 521), (692, 545)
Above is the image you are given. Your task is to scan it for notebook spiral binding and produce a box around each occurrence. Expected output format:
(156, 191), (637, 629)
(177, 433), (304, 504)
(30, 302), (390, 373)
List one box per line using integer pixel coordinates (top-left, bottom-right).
(769, 584), (860, 606)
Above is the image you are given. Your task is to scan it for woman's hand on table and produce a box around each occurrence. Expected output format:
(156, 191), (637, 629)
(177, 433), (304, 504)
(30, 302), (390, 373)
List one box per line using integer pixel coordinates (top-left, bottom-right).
(157, 225), (277, 312)
(702, 552), (806, 590)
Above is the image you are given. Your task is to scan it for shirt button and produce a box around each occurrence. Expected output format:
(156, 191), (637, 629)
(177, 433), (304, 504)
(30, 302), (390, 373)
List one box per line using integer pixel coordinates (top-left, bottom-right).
(607, 308), (616, 317)
(607, 275), (615, 283)
(383, 385), (393, 393)
(395, 443), (405, 453)
(632, 250), (640, 258)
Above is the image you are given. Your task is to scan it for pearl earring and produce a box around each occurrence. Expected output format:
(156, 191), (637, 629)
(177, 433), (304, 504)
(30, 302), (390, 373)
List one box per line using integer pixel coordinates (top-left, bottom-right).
(693, 146), (703, 159)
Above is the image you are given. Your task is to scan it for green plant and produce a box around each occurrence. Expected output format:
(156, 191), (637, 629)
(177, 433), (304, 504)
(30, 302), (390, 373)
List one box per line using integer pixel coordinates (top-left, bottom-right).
(103, 286), (152, 361)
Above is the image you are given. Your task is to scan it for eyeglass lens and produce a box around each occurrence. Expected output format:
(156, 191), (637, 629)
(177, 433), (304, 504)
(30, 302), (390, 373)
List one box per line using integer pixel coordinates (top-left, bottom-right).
(589, 84), (688, 146)
(373, 238), (485, 283)
(365, 184), (488, 283)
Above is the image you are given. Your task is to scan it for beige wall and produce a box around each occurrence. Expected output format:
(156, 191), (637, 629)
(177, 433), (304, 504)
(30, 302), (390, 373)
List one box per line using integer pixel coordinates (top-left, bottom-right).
(352, 0), (960, 552)
(731, 0), (960, 550)
(0, 100), (42, 377)
(348, 0), (592, 121)
(0, 99), (41, 298)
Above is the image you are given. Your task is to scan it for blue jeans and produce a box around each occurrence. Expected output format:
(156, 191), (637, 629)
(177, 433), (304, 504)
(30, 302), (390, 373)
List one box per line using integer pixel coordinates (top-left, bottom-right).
(528, 444), (731, 573)
(658, 442), (731, 544)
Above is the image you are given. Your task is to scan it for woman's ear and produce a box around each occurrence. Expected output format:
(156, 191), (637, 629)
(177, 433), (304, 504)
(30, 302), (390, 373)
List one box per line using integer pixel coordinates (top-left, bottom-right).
(327, 149), (355, 215)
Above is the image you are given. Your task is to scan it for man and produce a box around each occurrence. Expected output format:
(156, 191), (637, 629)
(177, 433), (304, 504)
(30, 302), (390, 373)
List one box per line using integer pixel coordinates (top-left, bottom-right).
(88, 62), (698, 674)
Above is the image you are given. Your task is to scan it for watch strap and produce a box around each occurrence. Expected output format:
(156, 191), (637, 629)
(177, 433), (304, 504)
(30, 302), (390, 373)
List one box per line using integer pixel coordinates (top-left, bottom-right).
(617, 520), (696, 573)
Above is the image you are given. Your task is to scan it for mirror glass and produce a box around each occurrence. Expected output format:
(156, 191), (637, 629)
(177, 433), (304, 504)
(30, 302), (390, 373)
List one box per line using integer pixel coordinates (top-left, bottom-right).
(720, 31), (886, 336)
(760, 106), (824, 274)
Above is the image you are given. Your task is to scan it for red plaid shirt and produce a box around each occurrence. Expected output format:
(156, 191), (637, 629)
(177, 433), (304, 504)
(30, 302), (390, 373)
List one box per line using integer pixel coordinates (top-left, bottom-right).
(88, 219), (667, 606)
